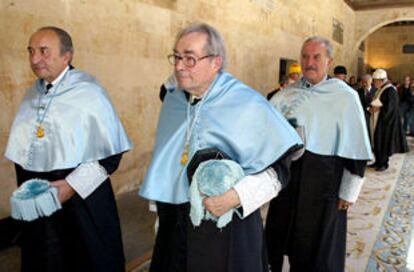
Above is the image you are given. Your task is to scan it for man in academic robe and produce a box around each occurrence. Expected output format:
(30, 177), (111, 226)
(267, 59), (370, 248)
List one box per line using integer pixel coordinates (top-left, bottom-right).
(267, 36), (373, 272)
(399, 75), (414, 135)
(5, 26), (132, 272)
(369, 69), (409, 171)
(139, 22), (302, 272)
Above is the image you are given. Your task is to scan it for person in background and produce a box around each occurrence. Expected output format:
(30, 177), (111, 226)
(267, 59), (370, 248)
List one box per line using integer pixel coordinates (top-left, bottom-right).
(399, 75), (414, 135)
(333, 65), (348, 83)
(267, 63), (302, 100)
(357, 74), (376, 142)
(286, 63), (302, 85)
(349, 75), (360, 89)
(267, 75), (289, 100)
(369, 69), (409, 171)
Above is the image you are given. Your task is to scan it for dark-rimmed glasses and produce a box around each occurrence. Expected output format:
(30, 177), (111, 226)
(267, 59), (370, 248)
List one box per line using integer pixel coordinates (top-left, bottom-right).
(167, 54), (215, 68)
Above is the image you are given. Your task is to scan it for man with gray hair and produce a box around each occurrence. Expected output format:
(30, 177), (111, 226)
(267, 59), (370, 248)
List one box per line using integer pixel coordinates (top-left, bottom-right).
(357, 74), (376, 141)
(140, 22), (302, 272)
(5, 26), (131, 271)
(267, 36), (372, 271)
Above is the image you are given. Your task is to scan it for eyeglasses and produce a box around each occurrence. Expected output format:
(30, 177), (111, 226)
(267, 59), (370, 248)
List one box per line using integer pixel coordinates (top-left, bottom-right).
(167, 54), (215, 68)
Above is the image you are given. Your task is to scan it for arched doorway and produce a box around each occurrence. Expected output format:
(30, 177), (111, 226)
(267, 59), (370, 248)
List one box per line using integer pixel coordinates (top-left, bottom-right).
(354, 13), (414, 79)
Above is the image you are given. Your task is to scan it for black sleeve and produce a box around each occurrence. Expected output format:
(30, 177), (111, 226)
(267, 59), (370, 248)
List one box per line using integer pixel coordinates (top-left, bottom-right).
(13, 154), (124, 187)
(159, 84), (167, 102)
(268, 145), (302, 188)
(186, 148), (231, 183)
(98, 153), (123, 175)
(343, 159), (367, 178)
(400, 88), (409, 103)
(15, 164), (33, 186)
(267, 90), (276, 100)
(382, 88), (400, 123)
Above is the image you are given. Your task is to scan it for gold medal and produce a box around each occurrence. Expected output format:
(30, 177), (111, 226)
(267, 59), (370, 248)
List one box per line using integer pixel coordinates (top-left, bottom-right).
(180, 144), (189, 165)
(36, 125), (45, 138)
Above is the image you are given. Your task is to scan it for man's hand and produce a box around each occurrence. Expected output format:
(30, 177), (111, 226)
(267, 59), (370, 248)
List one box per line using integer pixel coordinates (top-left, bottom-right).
(51, 179), (76, 204)
(369, 106), (380, 113)
(203, 188), (240, 217)
(338, 198), (353, 210)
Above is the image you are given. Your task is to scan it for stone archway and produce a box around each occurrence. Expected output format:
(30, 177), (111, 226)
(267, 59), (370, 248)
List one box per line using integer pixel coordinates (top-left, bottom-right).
(351, 7), (414, 77)
(354, 7), (414, 51)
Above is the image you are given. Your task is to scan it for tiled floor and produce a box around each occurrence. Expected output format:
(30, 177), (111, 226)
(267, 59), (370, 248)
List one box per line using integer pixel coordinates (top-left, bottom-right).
(347, 137), (414, 272)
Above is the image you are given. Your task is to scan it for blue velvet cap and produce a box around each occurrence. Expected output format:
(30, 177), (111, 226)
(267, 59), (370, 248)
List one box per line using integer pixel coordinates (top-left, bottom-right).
(10, 179), (62, 221)
(189, 159), (244, 228)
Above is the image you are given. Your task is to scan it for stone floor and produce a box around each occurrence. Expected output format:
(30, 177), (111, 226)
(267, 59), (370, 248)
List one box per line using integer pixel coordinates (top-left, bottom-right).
(0, 190), (156, 272)
(346, 145), (410, 271)
(348, 137), (414, 272)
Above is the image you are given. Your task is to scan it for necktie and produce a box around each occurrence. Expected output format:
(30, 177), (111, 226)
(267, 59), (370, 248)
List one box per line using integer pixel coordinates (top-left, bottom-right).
(191, 98), (201, 105)
(45, 83), (53, 94)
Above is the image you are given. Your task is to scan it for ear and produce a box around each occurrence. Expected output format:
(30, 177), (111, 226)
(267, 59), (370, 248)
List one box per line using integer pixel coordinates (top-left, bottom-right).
(212, 56), (223, 72)
(62, 52), (73, 65)
(327, 57), (333, 67)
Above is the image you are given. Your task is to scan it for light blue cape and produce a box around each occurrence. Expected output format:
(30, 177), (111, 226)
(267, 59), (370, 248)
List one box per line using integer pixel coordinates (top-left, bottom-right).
(140, 72), (302, 204)
(5, 69), (132, 171)
(270, 78), (372, 160)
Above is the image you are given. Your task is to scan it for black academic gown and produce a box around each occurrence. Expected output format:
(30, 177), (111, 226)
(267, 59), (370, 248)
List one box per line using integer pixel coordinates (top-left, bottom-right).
(150, 142), (295, 272)
(265, 151), (366, 272)
(356, 87), (375, 143)
(399, 86), (414, 134)
(15, 154), (125, 272)
(152, 196), (269, 272)
(373, 86), (409, 167)
(267, 88), (281, 100)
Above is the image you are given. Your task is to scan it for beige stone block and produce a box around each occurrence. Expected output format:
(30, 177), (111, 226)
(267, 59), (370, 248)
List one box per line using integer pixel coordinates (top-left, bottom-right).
(0, 160), (16, 217)
(134, 2), (172, 35)
(139, 0), (178, 10)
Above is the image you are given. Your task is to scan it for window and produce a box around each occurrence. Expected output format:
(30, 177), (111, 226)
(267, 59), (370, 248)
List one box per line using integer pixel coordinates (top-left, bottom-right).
(402, 44), (414, 54)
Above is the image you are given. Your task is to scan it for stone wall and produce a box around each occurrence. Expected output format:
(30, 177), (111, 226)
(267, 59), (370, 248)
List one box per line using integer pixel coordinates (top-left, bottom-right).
(354, 6), (414, 47)
(0, 0), (356, 218)
(365, 24), (414, 82)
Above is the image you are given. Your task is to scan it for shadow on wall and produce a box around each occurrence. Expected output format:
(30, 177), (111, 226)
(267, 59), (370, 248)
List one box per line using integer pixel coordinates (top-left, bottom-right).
(387, 64), (414, 82)
(363, 63), (414, 82)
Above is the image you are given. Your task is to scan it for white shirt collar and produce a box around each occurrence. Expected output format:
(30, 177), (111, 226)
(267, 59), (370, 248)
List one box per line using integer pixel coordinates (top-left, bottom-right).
(303, 74), (328, 88)
(44, 65), (70, 88)
(190, 93), (204, 104)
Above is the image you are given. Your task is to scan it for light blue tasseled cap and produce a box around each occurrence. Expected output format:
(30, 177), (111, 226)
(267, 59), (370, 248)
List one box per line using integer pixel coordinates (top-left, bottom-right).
(10, 179), (62, 221)
(189, 159), (245, 228)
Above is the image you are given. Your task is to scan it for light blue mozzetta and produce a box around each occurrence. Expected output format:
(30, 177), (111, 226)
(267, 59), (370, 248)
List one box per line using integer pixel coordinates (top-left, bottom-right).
(4, 69), (132, 172)
(139, 72), (302, 204)
(270, 78), (373, 160)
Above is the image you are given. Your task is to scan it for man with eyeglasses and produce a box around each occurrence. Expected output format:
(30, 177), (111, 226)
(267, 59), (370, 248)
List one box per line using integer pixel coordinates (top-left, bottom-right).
(140, 22), (302, 272)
